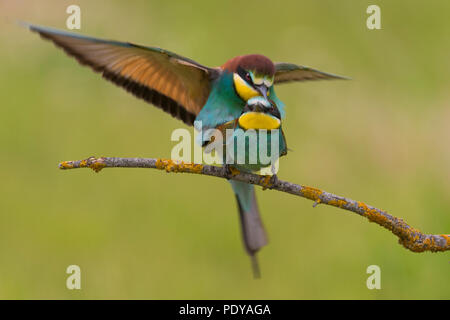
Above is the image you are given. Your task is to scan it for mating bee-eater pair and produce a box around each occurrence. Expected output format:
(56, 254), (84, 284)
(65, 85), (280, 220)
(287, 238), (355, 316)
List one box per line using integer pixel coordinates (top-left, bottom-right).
(27, 23), (347, 277)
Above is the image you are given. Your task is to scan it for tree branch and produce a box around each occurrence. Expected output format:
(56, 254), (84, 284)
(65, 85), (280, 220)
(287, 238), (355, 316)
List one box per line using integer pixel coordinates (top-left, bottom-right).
(59, 156), (450, 252)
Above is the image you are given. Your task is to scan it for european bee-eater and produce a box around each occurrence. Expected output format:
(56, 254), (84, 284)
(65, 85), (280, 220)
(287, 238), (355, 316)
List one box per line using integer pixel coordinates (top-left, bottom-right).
(27, 24), (347, 277)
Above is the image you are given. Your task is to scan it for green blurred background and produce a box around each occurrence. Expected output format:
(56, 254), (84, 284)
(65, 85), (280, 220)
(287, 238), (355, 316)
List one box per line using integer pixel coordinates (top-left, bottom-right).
(0, 0), (449, 299)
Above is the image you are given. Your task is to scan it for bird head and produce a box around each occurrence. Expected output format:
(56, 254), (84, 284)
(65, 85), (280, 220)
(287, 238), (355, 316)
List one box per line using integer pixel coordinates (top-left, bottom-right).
(222, 54), (275, 104)
(238, 96), (281, 131)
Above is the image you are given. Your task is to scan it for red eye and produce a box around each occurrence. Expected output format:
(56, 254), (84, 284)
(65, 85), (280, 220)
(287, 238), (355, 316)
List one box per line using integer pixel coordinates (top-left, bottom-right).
(245, 73), (251, 81)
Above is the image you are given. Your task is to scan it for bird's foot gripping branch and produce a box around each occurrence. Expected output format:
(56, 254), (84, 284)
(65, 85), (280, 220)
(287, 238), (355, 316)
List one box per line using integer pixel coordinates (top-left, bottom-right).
(59, 156), (450, 253)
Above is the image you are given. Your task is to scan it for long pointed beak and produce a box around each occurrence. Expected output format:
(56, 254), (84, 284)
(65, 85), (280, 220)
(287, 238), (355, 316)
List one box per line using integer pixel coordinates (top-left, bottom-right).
(256, 84), (269, 98)
(255, 84), (274, 111)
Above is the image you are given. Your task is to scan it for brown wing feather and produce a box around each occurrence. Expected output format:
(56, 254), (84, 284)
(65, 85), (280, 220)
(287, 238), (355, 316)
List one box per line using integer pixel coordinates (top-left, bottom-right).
(274, 62), (349, 84)
(28, 24), (220, 125)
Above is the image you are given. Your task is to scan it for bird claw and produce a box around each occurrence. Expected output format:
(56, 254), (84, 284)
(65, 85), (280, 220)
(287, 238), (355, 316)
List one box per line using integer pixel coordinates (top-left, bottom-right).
(222, 164), (240, 180)
(222, 164), (232, 180)
(260, 174), (278, 190)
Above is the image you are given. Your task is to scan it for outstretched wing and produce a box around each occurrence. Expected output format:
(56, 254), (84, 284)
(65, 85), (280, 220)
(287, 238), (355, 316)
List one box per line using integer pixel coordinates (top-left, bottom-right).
(27, 24), (219, 125)
(274, 62), (349, 84)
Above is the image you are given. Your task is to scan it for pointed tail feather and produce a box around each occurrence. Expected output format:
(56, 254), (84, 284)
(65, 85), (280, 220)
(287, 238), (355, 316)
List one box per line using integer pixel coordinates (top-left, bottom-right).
(230, 180), (268, 278)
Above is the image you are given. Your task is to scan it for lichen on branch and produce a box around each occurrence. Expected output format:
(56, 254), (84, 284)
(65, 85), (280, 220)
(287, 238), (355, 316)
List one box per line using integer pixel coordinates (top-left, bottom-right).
(59, 156), (450, 252)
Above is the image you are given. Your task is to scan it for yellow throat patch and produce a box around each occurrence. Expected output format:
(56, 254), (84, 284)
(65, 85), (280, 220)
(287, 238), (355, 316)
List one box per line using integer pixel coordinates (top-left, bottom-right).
(238, 112), (281, 130)
(233, 73), (260, 101)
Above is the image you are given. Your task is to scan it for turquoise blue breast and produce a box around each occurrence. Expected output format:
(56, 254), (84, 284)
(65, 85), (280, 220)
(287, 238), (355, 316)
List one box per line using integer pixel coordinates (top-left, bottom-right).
(224, 126), (287, 172)
(195, 72), (244, 130)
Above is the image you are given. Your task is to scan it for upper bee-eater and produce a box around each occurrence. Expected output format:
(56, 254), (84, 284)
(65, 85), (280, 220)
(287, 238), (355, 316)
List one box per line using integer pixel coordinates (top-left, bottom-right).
(27, 24), (347, 277)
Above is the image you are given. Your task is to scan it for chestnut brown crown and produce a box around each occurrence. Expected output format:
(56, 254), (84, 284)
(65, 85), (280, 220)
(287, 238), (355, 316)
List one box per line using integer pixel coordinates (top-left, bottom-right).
(222, 54), (275, 76)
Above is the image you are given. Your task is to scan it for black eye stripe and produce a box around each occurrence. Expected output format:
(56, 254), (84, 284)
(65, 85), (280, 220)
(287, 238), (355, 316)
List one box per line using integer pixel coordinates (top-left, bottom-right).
(237, 66), (252, 84)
